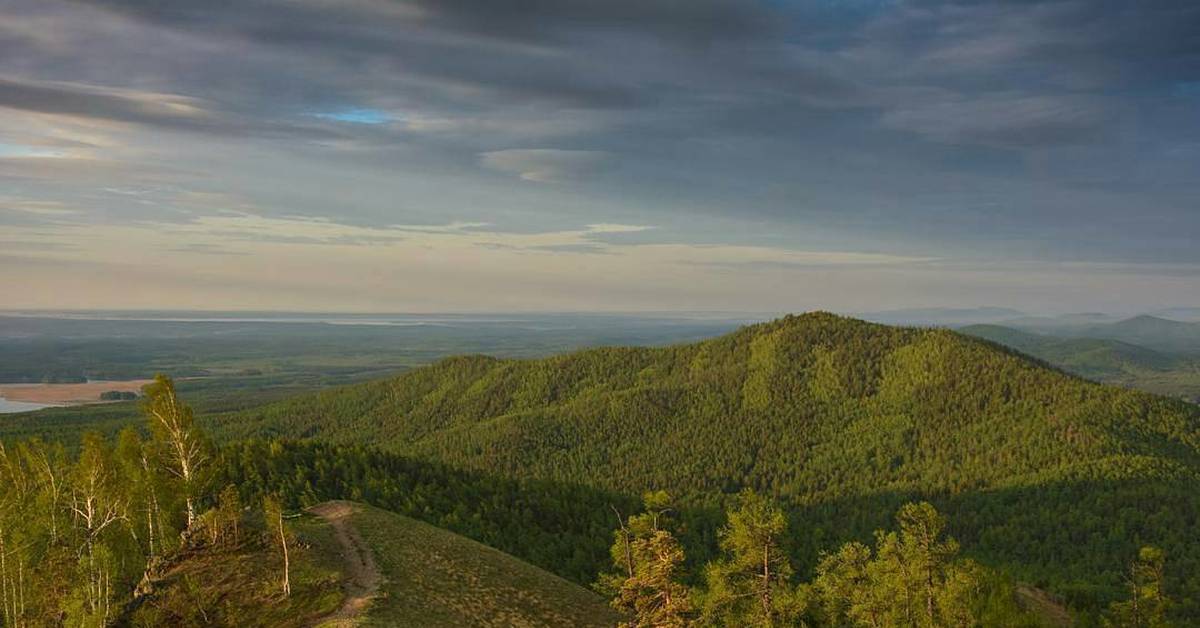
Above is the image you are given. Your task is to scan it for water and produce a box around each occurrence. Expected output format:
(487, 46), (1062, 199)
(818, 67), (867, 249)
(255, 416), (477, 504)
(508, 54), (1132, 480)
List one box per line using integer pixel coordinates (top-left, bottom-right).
(0, 397), (58, 413)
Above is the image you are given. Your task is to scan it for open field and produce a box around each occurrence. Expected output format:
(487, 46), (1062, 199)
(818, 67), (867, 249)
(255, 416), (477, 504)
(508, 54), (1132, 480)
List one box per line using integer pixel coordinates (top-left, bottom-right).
(0, 379), (154, 404)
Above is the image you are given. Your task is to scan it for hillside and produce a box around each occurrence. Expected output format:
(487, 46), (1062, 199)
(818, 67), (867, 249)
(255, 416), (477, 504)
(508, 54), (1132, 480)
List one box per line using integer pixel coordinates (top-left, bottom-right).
(959, 324), (1178, 375)
(1081, 315), (1200, 355)
(960, 324), (1200, 399)
(212, 312), (1200, 618)
(124, 501), (619, 628)
(121, 508), (348, 627)
(1008, 314), (1200, 355)
(334, 501), (622, 627)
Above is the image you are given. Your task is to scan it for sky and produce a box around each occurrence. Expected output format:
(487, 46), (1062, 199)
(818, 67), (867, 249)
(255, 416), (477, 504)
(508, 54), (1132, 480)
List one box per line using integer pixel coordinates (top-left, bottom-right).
(1, 0), (1198, 313)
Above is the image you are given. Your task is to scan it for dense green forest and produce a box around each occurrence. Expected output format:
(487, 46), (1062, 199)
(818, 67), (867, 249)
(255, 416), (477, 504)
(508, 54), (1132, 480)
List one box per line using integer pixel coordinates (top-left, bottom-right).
(208, 313), (1200, 620)
(3, 313), (1199, 625)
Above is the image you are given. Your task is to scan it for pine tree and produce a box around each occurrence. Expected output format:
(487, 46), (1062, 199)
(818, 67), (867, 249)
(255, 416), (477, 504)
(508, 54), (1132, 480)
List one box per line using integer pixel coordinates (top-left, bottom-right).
(702, 490), (806, 626)
(814, 502), (979, 627)
(604, 491), (693, 627)
(1106, 546), (1172, 628)
(216, 485), (242, 546)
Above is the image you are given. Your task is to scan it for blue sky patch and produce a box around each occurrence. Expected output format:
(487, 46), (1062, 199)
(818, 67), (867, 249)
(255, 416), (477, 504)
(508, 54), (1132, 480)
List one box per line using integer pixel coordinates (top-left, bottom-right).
(311, 107), (391, 124)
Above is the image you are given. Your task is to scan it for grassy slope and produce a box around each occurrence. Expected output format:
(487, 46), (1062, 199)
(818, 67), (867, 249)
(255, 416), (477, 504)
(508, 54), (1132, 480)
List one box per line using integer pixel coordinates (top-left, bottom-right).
(123, 503), (620, 628)
(212, 313), (1200, 617)
(122, 515), (345, 627)
(344, 502), (621, 627)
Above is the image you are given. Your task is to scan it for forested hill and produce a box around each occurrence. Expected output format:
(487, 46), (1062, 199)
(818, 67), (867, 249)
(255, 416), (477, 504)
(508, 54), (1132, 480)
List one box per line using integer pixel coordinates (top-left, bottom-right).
(213, 312), (1200, 616)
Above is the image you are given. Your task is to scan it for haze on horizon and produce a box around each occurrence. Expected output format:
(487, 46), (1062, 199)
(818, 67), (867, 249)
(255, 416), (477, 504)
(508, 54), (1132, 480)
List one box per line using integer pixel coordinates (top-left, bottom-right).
(2, 0), (1198, 313)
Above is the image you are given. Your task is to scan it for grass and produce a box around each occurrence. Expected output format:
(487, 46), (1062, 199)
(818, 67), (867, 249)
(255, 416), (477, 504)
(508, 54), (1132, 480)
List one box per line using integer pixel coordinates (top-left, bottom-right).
(345, 503), (622, 627)
(125, 502), (623, 627)
(123, 514), (345, 627)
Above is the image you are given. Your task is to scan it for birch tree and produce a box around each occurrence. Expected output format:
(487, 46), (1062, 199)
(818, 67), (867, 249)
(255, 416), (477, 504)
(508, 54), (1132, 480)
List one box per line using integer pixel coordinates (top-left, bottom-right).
(142, 374), (207, 529)
(263, 495), (291, 597)
(69, 433), (128, 624)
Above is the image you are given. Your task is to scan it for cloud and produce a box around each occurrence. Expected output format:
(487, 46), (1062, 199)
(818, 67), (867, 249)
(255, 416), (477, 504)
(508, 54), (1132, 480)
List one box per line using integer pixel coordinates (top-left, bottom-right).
(584, 224), (653, 234)
(0, 142), (65, 158)
(528, 243), (613, 255)
(2, 0), (1200, 310)
(0, 75), (356, 141)
(880, 94), (1110, 148)
(168, 242), (249, 256)
(0, 197), (77, 216)
(0, 75), (209, 126)
(479, 149), (611, 182)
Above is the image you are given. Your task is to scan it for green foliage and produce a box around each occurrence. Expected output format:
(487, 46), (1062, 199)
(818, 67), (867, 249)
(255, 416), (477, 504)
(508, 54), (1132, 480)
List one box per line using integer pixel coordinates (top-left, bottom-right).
(1104, 546), (1172, 628)
(600, 497), (1038, 627)
(123, 511), (344, 627)
(812, 502), (1034, 628)
(702, 490), (805, 627)
(212, 439), (637, 585)
(0, 377), (234, 625)
(603, 492), (694, 628)
(206, 313), (1200, 620)
(143, 373), (211, 528)
(5, 314), (1200, 624)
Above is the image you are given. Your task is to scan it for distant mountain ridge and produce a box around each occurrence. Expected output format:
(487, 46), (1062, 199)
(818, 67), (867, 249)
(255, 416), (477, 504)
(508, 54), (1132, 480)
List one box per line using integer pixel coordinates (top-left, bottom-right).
(960, 324), (1179, 376)
(856, 306), (1027, 326)
(1009, 314), (1200, 355)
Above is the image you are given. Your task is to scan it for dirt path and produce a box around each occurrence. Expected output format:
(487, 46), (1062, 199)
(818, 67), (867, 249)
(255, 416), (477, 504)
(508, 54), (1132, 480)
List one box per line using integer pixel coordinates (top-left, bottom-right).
(1015, 584), (1074, 627)
(308, 501), (382, 627)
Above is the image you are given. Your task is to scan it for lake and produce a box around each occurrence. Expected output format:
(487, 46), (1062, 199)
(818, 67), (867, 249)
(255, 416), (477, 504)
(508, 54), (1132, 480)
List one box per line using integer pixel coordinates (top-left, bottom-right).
(0, 397), (59, 413)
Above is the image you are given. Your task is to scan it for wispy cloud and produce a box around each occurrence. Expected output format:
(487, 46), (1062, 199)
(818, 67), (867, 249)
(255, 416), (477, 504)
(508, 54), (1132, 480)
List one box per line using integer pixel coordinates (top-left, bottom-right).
(479, 149), (612, 183)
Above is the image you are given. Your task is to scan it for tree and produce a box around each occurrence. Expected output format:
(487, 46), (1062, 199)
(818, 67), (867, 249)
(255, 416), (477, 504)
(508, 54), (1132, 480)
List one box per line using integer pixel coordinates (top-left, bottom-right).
(890, 502), (963, 626)
(815, 541), (888, 627)
(214, 485), (242, 546)
(1106, 546), (1172, 628)
(702, 490), (806, 626)
(69, 432), (129, 625)
(20, 439), (67, 544)
(603, 491), (693, 627)
(0, 441), (35, 628)
(262, 495), (291, 597)
(814, 502), (980, 627)
(116, 428), (164, 561)
(142, 374), (208, 529)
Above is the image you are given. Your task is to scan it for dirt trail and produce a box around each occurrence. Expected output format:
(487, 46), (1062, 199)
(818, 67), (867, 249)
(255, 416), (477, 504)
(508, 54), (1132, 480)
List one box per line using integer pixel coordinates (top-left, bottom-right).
(308, 501), (382, 627)
(1015, 584), (1074, 627)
